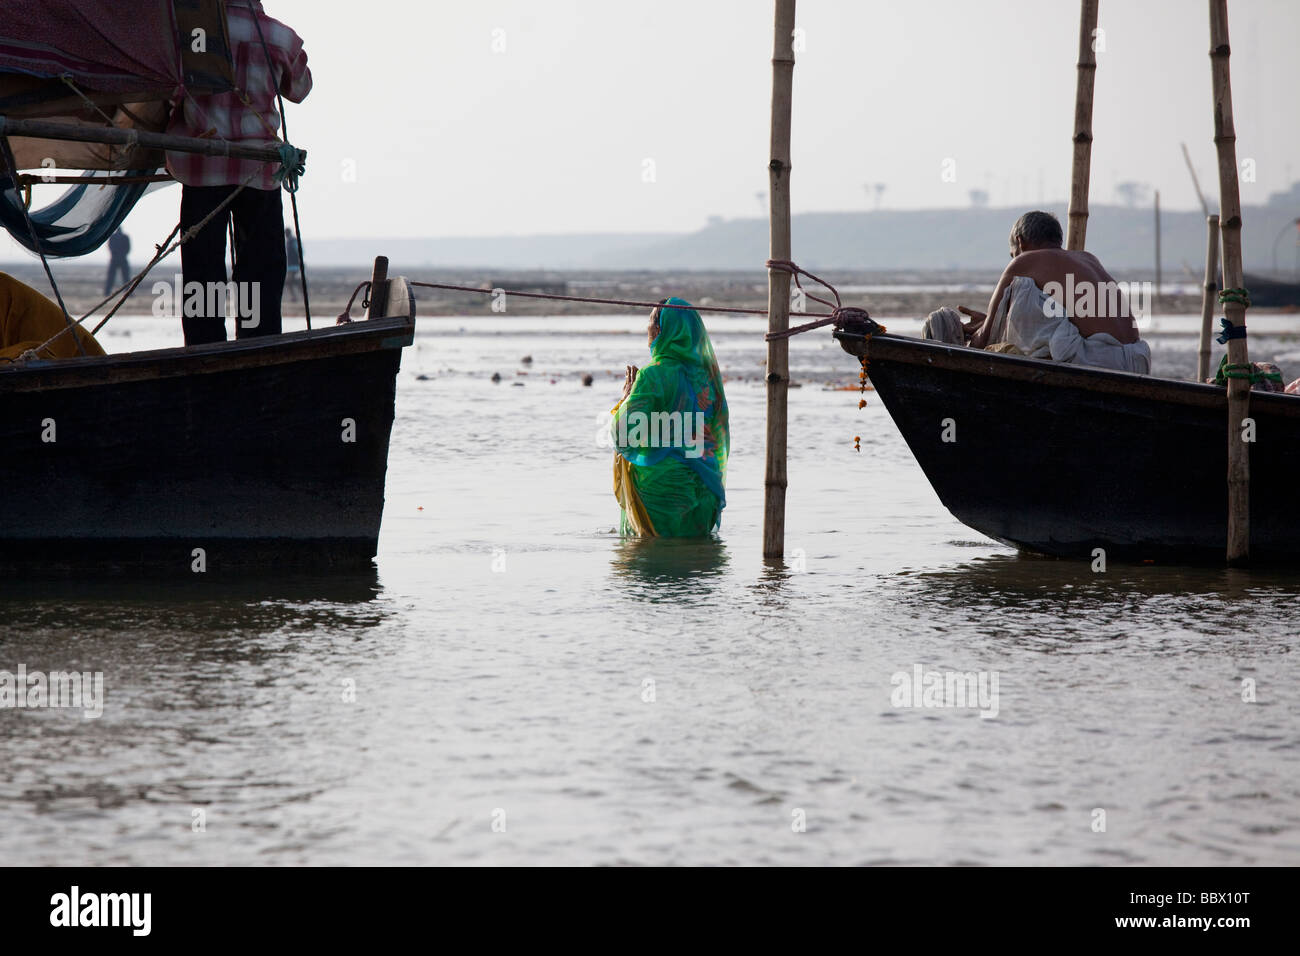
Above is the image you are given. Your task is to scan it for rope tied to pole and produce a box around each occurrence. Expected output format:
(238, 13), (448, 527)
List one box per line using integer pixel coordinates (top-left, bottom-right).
(336, 281), (372, 324)
(763, 259), (884, 340)
(1218, 287), (1251, 307)
(1213, 355), (1283, 387)
(272, 142), (306, 192)
(1215, 316), (1248, 343)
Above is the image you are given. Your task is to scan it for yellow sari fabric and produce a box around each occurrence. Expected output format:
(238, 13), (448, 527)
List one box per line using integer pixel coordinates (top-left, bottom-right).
(1, 272), (106, 361)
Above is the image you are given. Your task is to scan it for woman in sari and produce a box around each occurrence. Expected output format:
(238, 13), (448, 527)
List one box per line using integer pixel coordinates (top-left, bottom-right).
(611, 298), (729, 537)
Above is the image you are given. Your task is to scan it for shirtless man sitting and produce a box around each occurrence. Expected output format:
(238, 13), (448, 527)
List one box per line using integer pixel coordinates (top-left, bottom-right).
(960, 210), (1139, 348)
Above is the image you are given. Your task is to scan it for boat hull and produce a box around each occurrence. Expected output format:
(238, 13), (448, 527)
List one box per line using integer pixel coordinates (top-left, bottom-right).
(0, 310), (414, 572)
(835, 331), (1300, 562)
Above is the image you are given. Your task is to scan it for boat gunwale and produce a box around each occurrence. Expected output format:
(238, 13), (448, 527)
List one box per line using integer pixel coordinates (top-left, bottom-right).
(0, 312), (415, 394)
(834, 330), (1300, 417)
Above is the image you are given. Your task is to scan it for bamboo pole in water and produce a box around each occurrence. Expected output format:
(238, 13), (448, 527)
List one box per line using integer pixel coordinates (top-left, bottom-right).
(1208, 0), (1251, 564)
(1066, 0), (1099, 250)
(762, 0), (796, 560)
(1197, 214), (1221, 382)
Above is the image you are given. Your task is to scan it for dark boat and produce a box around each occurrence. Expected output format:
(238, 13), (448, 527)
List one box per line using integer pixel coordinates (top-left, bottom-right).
(0, 2), (418, 572)
(0, 281), (415, 572)
(1242, 273), (1300, 309)
(834, 324), (1300, 563)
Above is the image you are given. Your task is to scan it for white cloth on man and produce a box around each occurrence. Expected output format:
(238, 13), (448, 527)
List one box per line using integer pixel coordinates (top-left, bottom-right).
(922, 276), (1151, 374)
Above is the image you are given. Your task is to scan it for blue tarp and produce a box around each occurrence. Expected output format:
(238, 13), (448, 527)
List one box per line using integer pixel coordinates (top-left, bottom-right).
(0, 171), (157, 257)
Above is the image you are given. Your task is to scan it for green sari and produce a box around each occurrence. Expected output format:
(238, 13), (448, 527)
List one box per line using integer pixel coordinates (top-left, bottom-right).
(611, 298), (729, 537)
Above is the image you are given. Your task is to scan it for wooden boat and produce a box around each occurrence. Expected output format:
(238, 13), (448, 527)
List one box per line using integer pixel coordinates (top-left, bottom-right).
(0, 2), (418, 572)
(0, 282), (415, 572)
(834, 323), (1300, 563)
(1242, 273), (1300, 309)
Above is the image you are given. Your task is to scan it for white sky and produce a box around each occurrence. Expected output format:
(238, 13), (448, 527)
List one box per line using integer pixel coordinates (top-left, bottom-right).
(8, 0), (1300, 260)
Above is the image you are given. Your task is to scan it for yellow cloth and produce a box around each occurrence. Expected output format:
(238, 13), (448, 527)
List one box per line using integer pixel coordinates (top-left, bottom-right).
(613, 452), (657, 537)
(0, 272), (106, 361)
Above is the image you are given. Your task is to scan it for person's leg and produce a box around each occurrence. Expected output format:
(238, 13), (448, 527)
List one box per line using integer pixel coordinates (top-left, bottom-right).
(230, 187), (285, 339)
(179, 186), (233, 345)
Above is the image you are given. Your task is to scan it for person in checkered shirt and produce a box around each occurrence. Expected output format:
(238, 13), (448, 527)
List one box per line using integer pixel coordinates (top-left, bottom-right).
(166, 1), (312, 346)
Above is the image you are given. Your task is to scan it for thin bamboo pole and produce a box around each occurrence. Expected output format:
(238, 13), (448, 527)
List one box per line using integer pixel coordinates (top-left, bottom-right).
(1196, 217), (1216, 382)
(762, 0), (796, 560)
(1154, 189), (1162, 297)
(1181, 142), (1210, 218)
(1208, 0), (1250, 564)
(1197, 214), (1221, 382)
(1066, 0), (1099, 251)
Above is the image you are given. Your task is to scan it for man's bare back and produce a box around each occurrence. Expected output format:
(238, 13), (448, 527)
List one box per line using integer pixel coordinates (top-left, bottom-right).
(965, 218), (1139, 347)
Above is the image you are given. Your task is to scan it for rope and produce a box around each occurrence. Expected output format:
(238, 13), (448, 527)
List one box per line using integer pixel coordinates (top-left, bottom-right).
(406, 280), (809, 317)
(59, 75), (118, 128)
(0, 135), (86, 356)
(1213, 355), (1282, 386)
(11, 175), (256, 361)
(1218, 287), (1251, 307)
(336, 281), (371, 323)
(763, 259), (879, 341)
(1215, 316), (1248, 343)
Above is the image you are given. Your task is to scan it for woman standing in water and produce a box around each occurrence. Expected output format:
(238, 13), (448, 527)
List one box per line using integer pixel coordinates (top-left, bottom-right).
(611, 298), (729, 536)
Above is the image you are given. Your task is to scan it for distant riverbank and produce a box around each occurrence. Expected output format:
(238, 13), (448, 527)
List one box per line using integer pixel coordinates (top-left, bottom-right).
(2, 261), (1224, 322)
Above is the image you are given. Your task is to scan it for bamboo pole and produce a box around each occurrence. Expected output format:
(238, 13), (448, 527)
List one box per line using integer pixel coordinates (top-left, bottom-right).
(1197, 214), (1221, 382)
(1208, 0), (1250, 564)
(1181, 141), (1210, 217)
(1066, 0), (1099, 251)
(0, 115), (301, 167)
(1154, 189), (1162, 297)
(762, 0), (796, 560)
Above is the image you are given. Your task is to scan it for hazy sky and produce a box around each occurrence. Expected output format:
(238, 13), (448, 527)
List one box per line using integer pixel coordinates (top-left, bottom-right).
(9, 0), (1300, 261)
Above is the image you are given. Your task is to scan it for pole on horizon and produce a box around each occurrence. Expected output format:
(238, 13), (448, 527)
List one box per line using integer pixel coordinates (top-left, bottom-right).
(1154, 189), (1162, 298)
(762, 0), (796, 561)
(1197, 214), (1221, 382)
(1208, 0), (1251, 565)
(1066, 0), (1099, 251)
(1181, 142), (1211, 218)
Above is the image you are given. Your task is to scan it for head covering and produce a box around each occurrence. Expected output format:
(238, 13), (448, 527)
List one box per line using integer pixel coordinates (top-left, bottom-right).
(615, 298), (729, 510)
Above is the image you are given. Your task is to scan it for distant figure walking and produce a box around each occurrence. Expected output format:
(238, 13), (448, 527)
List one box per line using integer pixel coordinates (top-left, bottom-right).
(105, 228), (130, 294)
(284, 228), (299, 301)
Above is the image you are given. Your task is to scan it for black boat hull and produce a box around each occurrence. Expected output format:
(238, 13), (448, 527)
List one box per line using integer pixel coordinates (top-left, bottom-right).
(835, 331), (1300, 563)
(0, 305), (414, 573)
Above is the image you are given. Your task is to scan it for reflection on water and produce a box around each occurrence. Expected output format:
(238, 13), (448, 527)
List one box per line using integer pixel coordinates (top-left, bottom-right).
(609, 536), (730, 596)
(2, 318), (1298, 866)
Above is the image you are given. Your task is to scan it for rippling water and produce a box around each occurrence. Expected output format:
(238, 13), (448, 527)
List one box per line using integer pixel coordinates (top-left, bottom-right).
(2, 313), (1298, 865)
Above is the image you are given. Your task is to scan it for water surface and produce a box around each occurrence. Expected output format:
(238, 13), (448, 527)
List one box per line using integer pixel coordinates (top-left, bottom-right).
(2, 314), (1297, 865)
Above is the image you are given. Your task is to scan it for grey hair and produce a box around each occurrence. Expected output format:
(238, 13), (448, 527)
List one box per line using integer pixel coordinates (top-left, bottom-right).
(1010, 210), (1063, 249)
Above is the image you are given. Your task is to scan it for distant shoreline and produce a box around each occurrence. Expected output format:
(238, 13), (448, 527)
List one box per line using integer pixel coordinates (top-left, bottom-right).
(1, 262), (1239, 322)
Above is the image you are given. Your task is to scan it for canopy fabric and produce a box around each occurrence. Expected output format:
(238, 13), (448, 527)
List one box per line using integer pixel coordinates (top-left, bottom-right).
(0, 1), (182, 106)
(0, 1), (231, 255)
(0, 0), (233, 115)
(0, 169), (161, 258)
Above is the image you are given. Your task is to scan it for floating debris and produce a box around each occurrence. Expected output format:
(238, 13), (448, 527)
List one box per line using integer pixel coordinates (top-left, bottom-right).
(491, 372), (501, 383)
(521, 355), (533, 365)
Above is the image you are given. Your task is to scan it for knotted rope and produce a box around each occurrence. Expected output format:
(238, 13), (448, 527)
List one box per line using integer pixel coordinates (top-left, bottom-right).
(763, 260), (880, 340)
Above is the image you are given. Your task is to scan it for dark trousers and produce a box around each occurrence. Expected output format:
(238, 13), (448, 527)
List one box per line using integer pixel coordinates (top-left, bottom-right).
(105, 256), (130, 295)
(179, 185), (286, 345)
